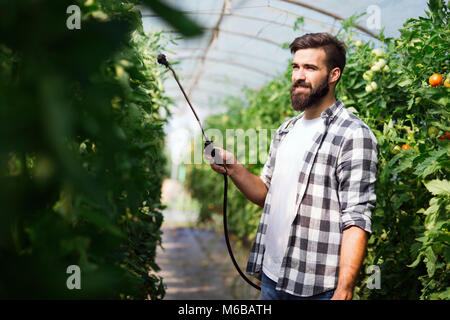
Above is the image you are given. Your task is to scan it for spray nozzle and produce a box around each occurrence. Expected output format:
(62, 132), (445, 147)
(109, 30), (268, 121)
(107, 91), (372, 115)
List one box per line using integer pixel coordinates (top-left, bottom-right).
(157, 54), (169, 68)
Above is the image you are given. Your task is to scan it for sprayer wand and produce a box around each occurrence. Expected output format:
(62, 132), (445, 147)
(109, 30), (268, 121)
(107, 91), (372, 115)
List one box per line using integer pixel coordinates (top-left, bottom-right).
(157, 54), (261, 292)
(157, 54), (212, 146)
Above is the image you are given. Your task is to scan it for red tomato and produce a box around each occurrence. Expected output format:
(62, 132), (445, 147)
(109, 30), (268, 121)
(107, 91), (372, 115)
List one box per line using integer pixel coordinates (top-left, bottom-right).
(429, 73), (443, 87)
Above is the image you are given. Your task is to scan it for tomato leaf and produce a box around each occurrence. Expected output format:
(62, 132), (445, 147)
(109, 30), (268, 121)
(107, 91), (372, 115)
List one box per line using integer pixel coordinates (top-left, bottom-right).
(424, 179), (450, 196)
(413, 149), (447, 178)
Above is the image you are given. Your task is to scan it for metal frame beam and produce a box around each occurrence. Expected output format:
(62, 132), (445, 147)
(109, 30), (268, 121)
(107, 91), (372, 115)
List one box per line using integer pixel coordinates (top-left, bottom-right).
(188, 0), (230, 98)
(141, 1), (377, 38)
(162, 26), (285, 47)
(143, 11), (307, 30)
(166, 73), (262, 87)
(279, 0), (378, 39)
(164, 84), (243, 98)
(168, 97), (230, 110)
(172, 56), (276, 78)
(166, 48), (284, 66)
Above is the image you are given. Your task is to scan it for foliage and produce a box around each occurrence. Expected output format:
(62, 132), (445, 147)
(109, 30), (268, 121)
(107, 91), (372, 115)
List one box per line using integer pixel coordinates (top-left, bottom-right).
(0, 0), (175, 299)
(185, 0), (449, 299)
(139, 0), (203, 37)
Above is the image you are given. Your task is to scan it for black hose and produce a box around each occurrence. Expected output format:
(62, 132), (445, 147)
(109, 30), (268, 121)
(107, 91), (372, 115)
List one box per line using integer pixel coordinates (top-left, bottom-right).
(157, 54), (260, 291)
(221, 173), (261, 291)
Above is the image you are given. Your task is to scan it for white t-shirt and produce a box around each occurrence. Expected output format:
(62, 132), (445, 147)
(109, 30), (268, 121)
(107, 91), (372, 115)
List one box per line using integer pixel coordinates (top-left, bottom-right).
(263, 116), (324, 282)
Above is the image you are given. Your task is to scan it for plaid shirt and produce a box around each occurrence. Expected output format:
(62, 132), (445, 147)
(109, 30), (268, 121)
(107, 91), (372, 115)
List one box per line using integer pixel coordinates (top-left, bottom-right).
(246, 100), (379, 297)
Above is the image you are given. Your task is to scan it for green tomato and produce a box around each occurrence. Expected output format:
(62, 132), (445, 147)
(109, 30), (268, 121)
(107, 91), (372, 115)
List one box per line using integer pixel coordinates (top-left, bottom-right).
(391, 145), (402, 154)
(383, 65), (390, 72)
(355, 40), (363, 47)
(371, 64), (381, 72)
(79, 142), (87, 154)
(363, 70), (374, 81)
(377, 59), (386, 68)
(370, 81), (378, 91)
(371, 48), (383, 57)
(428, 126), (439, 137)
(365, 84), (373, 93)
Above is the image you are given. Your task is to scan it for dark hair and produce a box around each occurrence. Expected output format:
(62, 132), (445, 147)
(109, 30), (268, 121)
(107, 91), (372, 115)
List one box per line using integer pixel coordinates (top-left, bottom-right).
(289, 33), (346, 83)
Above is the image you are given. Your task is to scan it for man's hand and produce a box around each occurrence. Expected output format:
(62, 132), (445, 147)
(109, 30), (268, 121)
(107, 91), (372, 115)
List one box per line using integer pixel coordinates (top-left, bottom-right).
(330, 288), (353, 300)
(331, 226), (369, 300)
(204, 146), (238, 177)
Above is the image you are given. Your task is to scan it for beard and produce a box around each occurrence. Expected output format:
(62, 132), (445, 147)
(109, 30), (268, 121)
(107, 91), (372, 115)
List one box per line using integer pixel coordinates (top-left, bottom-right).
(290, 76), (330, 112)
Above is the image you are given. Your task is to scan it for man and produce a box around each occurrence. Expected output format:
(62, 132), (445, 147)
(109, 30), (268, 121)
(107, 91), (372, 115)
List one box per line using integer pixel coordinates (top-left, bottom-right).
(207, 33), (379, 300)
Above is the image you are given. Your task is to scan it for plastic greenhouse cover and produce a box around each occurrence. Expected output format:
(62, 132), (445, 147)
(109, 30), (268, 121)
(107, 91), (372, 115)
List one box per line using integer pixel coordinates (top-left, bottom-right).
(139, 0), (428, 162)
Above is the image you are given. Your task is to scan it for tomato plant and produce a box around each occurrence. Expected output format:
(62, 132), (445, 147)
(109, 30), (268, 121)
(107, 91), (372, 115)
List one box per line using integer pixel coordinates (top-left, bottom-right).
(0, 0), (190, 299)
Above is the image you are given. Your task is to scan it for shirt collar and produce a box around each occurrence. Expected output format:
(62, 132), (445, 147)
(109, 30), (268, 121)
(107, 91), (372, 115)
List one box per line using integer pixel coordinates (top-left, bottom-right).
(281, 99), (344, 133)
(320, 99), (344, 122)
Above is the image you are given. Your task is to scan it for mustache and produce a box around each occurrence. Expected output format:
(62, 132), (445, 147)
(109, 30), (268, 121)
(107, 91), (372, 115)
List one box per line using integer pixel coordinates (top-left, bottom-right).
(292, 80), (312, 89)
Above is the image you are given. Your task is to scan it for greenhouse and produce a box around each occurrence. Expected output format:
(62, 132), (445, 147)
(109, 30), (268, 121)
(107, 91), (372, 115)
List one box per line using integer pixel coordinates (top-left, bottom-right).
(0, 0), (448, 304)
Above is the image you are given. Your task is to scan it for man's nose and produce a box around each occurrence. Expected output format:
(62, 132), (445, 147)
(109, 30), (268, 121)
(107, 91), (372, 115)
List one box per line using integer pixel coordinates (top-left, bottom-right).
(292, 68), (306, 82)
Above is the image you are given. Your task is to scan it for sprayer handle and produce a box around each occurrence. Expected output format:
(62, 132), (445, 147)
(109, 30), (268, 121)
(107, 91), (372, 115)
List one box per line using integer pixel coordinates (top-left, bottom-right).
(204, 141), (230, 176)
(204, 140), (225, 168)
(204, 140), (216, 158)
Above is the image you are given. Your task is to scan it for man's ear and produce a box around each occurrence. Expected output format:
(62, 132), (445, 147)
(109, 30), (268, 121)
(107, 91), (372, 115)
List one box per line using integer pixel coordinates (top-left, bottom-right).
(328, 67), (341, 85)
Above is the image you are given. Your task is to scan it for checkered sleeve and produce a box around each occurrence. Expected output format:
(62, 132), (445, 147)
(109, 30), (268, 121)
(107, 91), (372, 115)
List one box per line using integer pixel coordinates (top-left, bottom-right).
(336, 126), (379, 234)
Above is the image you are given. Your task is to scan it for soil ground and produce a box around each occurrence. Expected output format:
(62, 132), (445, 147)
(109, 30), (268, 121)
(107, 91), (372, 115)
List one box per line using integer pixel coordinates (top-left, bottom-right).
(155, 179), (261, 300)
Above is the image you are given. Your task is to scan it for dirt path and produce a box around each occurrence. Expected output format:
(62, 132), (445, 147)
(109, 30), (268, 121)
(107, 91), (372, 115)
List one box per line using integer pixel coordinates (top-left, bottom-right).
(156, 213), (260, 300)
(156, 223), (232, 299)
(156, 179), (261, 300)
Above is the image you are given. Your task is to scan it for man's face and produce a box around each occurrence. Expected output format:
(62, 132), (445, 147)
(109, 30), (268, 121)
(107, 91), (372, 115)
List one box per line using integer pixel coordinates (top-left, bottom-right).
(290, 48), (330, 111)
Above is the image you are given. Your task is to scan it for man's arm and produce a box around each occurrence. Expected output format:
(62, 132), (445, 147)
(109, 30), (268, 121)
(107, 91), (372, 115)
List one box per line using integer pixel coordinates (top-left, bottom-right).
(208, 148), (268, 208)
(228, 162), (268, 208)
(331, 226), (368, 300)
(333, 126), (379, 300)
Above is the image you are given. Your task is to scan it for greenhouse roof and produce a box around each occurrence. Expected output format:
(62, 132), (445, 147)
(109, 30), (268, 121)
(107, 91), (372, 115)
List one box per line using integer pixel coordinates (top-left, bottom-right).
(140, 0), (428, 160)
